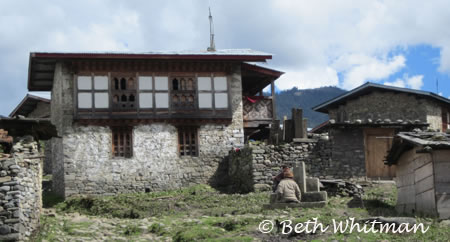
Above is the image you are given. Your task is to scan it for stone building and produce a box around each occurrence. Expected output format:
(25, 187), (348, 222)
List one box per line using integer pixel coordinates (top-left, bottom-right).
(9, 94), (52, 174)
(385, 131), (450, 219)
(27, 50), (283, 197)
(313, 82), (450, 179)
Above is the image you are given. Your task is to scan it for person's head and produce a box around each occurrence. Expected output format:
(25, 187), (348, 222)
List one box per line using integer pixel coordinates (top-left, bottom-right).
(283, 171), (294, 178)
(281, 164), (290, 171)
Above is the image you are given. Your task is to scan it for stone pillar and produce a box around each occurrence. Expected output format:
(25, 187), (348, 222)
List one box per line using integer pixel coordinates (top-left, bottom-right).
(292, 108), (303, 138)
(293, 162), (306, 193)
(270, 120), (280, 145)
(283, 119), (293, 142)
(302, 118), (308, 138)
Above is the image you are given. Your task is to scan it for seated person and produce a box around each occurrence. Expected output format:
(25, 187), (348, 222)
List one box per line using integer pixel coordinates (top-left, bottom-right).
(275, 171), (301, 203)
(272, 165), (290, 192)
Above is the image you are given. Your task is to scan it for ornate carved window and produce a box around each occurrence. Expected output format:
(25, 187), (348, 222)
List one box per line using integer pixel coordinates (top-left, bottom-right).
(197, 76), (228, 109)
(77, 75), (109, 109)
(112, 126), (133, 158)
(111, 76), (136, 110)
(178, 126), (198, 157)
(171, 77), (196, 110)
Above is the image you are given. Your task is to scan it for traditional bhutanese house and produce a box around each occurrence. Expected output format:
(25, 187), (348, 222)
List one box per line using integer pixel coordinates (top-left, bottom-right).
(385, 131), (450, 219)
(312, 82), (450, 179)
(27, 49), (283, 197)
(9, 94), (50, 119)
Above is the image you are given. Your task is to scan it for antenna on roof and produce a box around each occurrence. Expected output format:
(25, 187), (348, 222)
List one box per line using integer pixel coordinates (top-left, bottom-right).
(436, 78), (439, 94)
(207, 7), (216, 52)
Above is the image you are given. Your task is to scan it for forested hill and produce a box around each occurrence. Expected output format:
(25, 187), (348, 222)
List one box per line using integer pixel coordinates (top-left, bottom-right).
(274, 86), (346, 128)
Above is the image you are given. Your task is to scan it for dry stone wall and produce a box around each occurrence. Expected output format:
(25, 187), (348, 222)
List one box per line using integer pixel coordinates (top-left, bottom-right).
(0, 136), (42, 241)
(251, 136), (345, 190)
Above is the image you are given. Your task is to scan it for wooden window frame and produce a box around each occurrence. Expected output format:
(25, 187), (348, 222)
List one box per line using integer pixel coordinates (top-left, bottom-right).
(112, 126), (133, 158)
(197, 75), (230, 111)
(177, 126), (199, 157)
(111, 74), (137, 111)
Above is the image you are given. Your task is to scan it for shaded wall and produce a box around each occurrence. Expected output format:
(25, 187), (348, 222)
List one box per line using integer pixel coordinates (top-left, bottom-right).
(0, 136), (42, 241)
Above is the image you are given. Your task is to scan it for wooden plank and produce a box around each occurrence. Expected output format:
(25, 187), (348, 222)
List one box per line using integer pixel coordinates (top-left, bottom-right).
(434, 162), (450, 183)
(435, 193), (450, 219)
(414, 162), (434, 183)
(415, 175), (434, 195)
(397, 185), (415, 205)
(435, 182), (450, 194)
(415, 189), (437, 216)
(396, 173), (415, 187)
(364, 128), (396, 178)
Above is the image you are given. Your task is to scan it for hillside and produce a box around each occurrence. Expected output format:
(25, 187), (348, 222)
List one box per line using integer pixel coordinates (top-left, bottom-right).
(274, 86), (346, 128)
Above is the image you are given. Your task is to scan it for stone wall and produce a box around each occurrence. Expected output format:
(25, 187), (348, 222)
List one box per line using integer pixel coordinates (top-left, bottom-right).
(0, 136), (42, 241)
(51, 63), (245, 197)
(328, 91), (432, 124)
(328, 128), (366, 178)
(250, 136), (349, 190)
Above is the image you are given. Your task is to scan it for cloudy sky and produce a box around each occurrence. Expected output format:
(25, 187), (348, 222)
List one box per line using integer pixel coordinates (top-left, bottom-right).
(1, 0), (450, 116)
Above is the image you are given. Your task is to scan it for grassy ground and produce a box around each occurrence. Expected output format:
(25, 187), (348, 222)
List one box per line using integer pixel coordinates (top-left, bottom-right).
(34, 183), (450, 241)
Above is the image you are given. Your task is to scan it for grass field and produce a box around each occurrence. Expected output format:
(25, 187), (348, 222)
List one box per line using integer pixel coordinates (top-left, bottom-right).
(34, 183), (450, 241)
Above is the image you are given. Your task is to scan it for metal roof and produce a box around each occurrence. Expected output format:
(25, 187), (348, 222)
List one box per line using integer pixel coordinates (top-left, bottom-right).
(313, 82), (450, 113)
(28, 49), (273, 91)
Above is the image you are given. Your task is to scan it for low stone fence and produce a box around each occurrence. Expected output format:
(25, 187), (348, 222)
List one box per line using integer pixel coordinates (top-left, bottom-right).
(249, 134), (368, 190)
(0, 136), (42, 241)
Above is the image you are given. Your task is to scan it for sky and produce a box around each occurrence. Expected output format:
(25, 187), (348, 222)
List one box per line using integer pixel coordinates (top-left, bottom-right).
(1, 0), (450, 116)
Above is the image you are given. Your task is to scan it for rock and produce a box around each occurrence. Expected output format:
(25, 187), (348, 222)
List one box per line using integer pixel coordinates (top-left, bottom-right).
(0, 186), (10, 192)
(440, 220), (450, 227)
(0, 176), (11, 183)
(254, 184), (271, 192)
(302, 191), (327, 202)
(0, 225), (11, 235)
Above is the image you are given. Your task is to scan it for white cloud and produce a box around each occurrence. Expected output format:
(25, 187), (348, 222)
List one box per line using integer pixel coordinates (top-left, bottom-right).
(1, 0), (450, 114)
(339, 55), (406, 89)
(384, 74), (424, 90)
(384, 80), (406, 88)
(405, 75), (424, 89)
(275, 66), (339, 90)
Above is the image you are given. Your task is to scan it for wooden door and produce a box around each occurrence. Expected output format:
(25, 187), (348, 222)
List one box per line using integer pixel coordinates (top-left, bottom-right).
(364, 128), (396, 179)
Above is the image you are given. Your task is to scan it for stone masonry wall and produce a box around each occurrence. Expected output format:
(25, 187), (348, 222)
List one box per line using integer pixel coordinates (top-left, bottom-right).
(328, 91), (431, 123)
(250, 137), (337, 190)
(328, 128), (366, 178)
(0, 136), (42, 241)
(52, 63), (244, 197)
(250, 133), (367, 190)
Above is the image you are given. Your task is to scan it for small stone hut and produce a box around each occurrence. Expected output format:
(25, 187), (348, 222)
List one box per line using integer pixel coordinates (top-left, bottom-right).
(386, 131), (450, 219)
(313, 82), (450, 179)
(9, 94), (52, 174)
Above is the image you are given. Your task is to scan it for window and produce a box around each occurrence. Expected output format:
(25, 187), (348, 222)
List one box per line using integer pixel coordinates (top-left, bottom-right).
(197, 76), (228, 109)
(171, 77), (196, 109)
(111, 76), (136, 110)
(112, 126), (133, 158)
(178, 126), (198, 156)
(77, 75), (109, 109)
